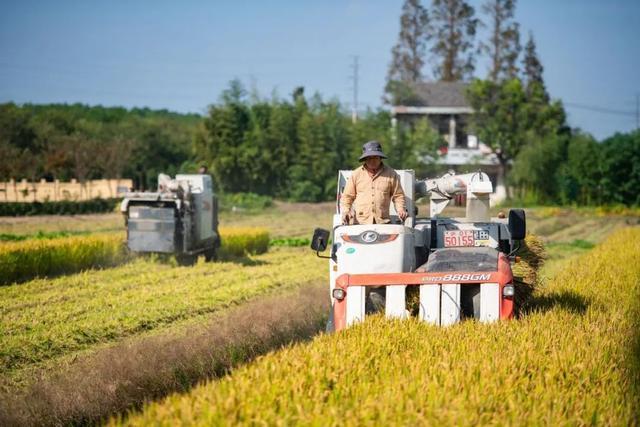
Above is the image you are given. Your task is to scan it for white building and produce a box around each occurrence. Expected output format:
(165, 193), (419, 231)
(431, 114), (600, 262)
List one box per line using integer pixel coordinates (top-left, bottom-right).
(391, 81), (506, 203)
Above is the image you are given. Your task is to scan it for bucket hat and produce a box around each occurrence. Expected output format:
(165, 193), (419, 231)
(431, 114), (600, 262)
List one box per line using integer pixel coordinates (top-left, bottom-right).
(359, 140), (387, 161)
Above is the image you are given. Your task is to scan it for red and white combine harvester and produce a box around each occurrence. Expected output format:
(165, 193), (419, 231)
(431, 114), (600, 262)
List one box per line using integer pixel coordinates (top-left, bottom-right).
(310, 170), (526, 332)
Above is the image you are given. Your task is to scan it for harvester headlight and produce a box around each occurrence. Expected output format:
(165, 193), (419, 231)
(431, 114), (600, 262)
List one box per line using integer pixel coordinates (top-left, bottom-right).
(503, 284), (515, 298)
(332, 288), (346, 301)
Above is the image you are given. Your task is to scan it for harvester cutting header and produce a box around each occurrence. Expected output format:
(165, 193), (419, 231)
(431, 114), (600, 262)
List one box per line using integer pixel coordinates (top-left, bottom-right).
(311, 141), (526, 332)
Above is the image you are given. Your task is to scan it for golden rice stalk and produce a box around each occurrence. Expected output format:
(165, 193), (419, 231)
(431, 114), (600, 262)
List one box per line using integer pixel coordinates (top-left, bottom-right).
(164, 227), (270, 259)
(512, 233), (546, 312)
(0, 227), (271, 285)
(218, 227), (270, 257)
(0, 233), (126, 285)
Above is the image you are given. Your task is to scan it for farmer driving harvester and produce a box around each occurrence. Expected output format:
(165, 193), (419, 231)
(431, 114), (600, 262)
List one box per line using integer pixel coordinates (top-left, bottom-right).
(340, 141), (408, 313)
(340, 140), (408, 225)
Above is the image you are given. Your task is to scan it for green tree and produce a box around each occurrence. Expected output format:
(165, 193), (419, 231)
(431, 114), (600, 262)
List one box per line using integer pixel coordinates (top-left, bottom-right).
(238, 101), (277, 194)
(522, 32), (548, 101)
(124, 115), (192, 190)
(385, 117), (444, 181)
(0, 103), (38, 181)
(564, 132), (602, 204)
(0, 102), (198, 187)
(468, 75), (569, 201)
(195, 102), (250, 193)
(510, 134), (567, 203)
(428, 0), (479, 81)
(267, 101), (301, 197)
(600, 130), (640, 205)
(466, 78), (527, 198)
(480, 0), (521, 81)
(288, 96), (351, 201)
(385, 0), (431, 104)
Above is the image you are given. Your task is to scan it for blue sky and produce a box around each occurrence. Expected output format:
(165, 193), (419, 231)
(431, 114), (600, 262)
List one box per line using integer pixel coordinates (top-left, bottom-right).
(0, 0), (638, 140)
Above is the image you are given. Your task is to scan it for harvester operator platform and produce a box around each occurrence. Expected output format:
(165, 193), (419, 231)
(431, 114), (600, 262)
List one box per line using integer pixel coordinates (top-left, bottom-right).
(340, 140), (408, 225)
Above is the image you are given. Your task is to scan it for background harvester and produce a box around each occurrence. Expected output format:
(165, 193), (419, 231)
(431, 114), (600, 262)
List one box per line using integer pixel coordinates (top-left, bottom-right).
(121, 174), (220, 265)
(311, 170), (527, 331)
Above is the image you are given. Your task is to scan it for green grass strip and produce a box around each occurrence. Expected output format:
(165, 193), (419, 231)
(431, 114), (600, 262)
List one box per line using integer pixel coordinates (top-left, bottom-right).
(269, 237), (310, 247)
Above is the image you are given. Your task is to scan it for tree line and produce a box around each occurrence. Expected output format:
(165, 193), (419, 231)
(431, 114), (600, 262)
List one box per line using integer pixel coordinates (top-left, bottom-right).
(190, 81), (443, 201)
(1, 94), (637, 206)
(0, 103), (198, 190)
(0, 93), (442, 202)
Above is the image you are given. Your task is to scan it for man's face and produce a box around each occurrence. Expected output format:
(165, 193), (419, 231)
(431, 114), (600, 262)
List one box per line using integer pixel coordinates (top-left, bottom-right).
(364, 156), (382, 170)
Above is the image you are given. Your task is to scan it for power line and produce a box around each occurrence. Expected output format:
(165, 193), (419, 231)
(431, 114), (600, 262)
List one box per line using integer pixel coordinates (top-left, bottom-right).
(564, 101), (636, 117)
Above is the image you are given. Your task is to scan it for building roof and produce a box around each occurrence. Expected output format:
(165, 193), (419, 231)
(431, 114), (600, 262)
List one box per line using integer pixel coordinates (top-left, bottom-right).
(409, 81), (470, 108)
(404, 82), (471, 107)
(391, 81), (472, 116)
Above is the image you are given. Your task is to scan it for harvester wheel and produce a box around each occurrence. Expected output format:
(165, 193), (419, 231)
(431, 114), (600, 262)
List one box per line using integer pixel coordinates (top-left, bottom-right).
(204, 248), (217, 262)
(176, 253), (196, 266)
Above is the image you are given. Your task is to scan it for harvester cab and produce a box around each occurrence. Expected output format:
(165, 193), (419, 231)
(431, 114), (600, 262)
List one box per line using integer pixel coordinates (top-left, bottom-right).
(120, 174), (220, 265)
(311, 170), (526, 331)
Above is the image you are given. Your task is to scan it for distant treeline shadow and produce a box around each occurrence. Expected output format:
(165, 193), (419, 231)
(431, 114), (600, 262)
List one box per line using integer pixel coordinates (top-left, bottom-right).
(524, 290), (590, 315)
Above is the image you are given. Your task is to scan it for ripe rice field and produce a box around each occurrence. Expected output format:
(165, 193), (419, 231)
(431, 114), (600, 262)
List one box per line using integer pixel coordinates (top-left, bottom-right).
(0, 227), (270, 285)
(1, 246), (325, 388)
(1, 203), (638, 425)
(0, 233), (127, 285)
(117, 227), (640, 426)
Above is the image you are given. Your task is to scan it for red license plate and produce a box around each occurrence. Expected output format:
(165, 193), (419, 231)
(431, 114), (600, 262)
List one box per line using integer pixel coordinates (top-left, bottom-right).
(443, 230), (475, 247)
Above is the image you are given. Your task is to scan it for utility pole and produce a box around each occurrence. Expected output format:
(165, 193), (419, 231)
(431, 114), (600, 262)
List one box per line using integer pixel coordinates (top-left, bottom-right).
(349, 55), (359, 124)
(636, 92), (640, 130)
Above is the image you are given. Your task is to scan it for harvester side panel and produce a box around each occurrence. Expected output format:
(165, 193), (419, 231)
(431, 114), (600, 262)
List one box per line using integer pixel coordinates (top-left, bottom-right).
(441, 284), (461, 326)
(346, 286), (366, 326)
(176, 174), (215, 243)
(480, 283), (500, 322)
(419, 285), (441, 324)
(385, 285), (408, 319)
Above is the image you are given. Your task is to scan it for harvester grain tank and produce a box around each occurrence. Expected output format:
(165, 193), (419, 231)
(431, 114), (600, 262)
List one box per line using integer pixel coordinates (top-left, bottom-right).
(311, 170), (526, 331)
(120, 174), (220, 265)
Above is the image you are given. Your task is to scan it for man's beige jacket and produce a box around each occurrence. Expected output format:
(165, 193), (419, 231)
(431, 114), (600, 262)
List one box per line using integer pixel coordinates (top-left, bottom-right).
(340, 164), (406, 224)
